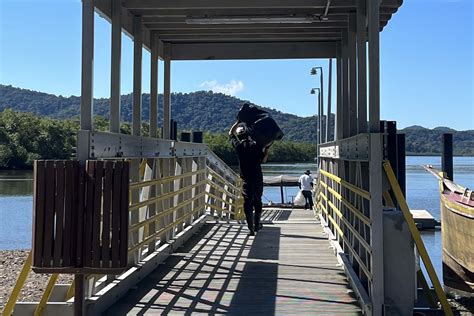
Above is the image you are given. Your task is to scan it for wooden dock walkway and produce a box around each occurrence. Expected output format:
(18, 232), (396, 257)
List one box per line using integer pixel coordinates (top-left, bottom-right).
(105, 209), (361, 315)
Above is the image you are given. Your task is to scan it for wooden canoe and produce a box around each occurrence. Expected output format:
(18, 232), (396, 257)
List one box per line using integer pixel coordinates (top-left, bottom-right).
(438, 175), (474, 296)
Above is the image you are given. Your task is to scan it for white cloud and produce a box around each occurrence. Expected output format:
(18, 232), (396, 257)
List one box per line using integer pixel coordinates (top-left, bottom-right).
(199, 80), (244, 96)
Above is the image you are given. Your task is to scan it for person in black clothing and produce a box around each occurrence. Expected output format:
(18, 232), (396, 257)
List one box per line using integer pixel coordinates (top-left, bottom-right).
(229, 121), (269, 236)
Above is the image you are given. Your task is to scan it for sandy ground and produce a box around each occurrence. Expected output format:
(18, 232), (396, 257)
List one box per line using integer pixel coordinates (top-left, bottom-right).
(0, 250), (73, 311)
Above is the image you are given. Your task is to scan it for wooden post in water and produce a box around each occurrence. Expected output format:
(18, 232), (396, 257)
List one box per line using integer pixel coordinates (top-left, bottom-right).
(442, 133), (454, 181)
(397, 133), (406, 198)
(280, 185), (284, 204)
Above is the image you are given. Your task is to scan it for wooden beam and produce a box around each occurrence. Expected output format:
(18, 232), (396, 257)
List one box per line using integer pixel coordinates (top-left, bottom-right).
(170, 42), (338, 60)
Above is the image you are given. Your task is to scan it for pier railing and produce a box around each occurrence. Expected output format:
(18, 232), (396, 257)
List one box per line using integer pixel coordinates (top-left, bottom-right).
(317, 133), (381, 315)
(3, 132), (243, 315)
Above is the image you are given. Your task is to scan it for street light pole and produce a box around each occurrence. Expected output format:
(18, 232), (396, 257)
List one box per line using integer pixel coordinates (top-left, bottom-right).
(310, 87), (321, 164)
(311, 67), (324, 145)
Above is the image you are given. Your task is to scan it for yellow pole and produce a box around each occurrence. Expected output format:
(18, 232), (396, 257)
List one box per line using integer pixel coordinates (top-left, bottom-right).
(34, 274), (59, 316)
(2, 251), (32, 316)
(383, 161), (453, 316)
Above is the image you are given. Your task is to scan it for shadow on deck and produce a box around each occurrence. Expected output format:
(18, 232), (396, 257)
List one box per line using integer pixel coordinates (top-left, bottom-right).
(105, 209), (361, 315)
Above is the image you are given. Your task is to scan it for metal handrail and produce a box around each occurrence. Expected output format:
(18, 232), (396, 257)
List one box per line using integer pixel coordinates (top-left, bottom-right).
(3, 146), (244, 315)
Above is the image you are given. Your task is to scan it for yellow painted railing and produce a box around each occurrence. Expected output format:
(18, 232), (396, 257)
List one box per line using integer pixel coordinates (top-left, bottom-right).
(2, 149), (243, 315)
(317, 157), (375, 305)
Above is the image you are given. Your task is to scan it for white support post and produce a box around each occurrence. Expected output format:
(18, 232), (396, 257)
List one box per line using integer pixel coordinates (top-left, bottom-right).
(368, 0), (381, 133)
(132, 16), (142, 136)
(357, 0), (368, 134)
(110, 0), (121, 133)
(368, 0), (384, 315)
(150, 33), (159, 138)
(348, 13), (358, 137)
(80, 0), (94, 132)
(78, 0), (94, 310)
(336, 49), (343, 141)
(163, 56), (171, 139)
(319, 68), (324, 144)
(326, 58), (333, 142)
(342, 30), (350, 139)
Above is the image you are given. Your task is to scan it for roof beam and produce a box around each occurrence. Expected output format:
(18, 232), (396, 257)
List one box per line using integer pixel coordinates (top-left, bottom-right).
(145, 22), (348, 30)
(154, 28), (343, 35)
(131, 7), (399, 17)
(170, 41), (338, 60)
(124, 0), (402, 10)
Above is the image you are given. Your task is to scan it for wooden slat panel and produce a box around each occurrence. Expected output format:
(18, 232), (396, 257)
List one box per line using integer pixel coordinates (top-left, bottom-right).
(92, 161), (104, 267)
(102, 161), (113, 267)
(53, 161), (65, 266)
(33, 160), (46, 267)
(42, 161), (56, 267)
(75, 163), (86, 268)
(62, 161), (74, 267)
(111, 162), (123, 268)
(84, 160), (95, 267)
(120, 161), (130, 267)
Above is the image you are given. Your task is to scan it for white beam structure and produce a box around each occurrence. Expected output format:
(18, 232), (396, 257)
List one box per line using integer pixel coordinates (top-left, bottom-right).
(357, 0), (368, 134)
(348, 13), (357, 137)
(368, 1), (384, 315)
(132, 16), (143, 136)
(80, 0), (94, 131)
(170, 42), (338, 60)
(341, 30), (350, 139)
(336, 51), (343, 141)
(110, 0), (121, 133)
(150, 33), (159, 138)
(326, 58), (333, 142)
(123, 0), (402, 9)
(163, 54), (171, 139)
(368, 0), (381, 133)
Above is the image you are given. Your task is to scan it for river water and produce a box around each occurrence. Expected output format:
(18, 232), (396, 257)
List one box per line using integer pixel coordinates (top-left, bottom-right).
(1, 157), (473, 282)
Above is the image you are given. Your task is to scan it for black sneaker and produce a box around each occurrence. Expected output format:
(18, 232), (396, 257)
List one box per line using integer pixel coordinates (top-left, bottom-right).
(248, 229), (255, 236)
(255, 223), (263, 232)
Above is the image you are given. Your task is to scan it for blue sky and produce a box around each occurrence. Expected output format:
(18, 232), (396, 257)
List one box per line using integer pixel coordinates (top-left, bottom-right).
(0, 0), (472, 130)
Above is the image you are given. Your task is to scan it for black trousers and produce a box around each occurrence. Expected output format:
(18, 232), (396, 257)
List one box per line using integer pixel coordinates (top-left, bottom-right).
(242, 181), (263, 231)
(302, 190), (314, 209)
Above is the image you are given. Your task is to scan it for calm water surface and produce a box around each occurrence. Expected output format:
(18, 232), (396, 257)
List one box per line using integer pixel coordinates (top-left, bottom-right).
(1, 157), (473, 282)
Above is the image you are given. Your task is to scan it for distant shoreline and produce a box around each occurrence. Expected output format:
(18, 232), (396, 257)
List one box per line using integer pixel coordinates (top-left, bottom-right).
(1, 155), (473, 171)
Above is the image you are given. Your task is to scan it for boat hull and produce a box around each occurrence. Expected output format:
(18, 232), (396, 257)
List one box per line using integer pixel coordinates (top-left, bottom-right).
(440, 183), (474, 296)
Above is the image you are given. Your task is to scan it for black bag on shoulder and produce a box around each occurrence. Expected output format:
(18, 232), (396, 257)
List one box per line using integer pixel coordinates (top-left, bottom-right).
(237, 103), (284, 147)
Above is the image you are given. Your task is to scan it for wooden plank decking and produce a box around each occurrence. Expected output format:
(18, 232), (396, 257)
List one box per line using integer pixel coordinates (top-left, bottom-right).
(105, 208), (361, 315)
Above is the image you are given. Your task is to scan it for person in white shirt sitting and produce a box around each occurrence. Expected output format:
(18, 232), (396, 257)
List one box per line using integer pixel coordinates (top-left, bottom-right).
(298, 170), (314, 210)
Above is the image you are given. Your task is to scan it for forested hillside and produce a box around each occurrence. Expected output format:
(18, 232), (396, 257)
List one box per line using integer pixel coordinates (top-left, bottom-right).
(0, 84), (331, 142)
(1, 84), (473, 157)
(399, 125), (474, 156)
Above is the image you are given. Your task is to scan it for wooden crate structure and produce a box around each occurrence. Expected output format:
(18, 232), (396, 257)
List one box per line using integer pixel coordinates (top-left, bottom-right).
(32, 160), (129, 274)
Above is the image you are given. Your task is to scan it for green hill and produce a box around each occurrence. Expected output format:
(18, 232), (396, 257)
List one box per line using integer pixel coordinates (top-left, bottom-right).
(399, 125), (474, 156)
(0, 84), (472, 156)
(0, 84), (332, 143)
